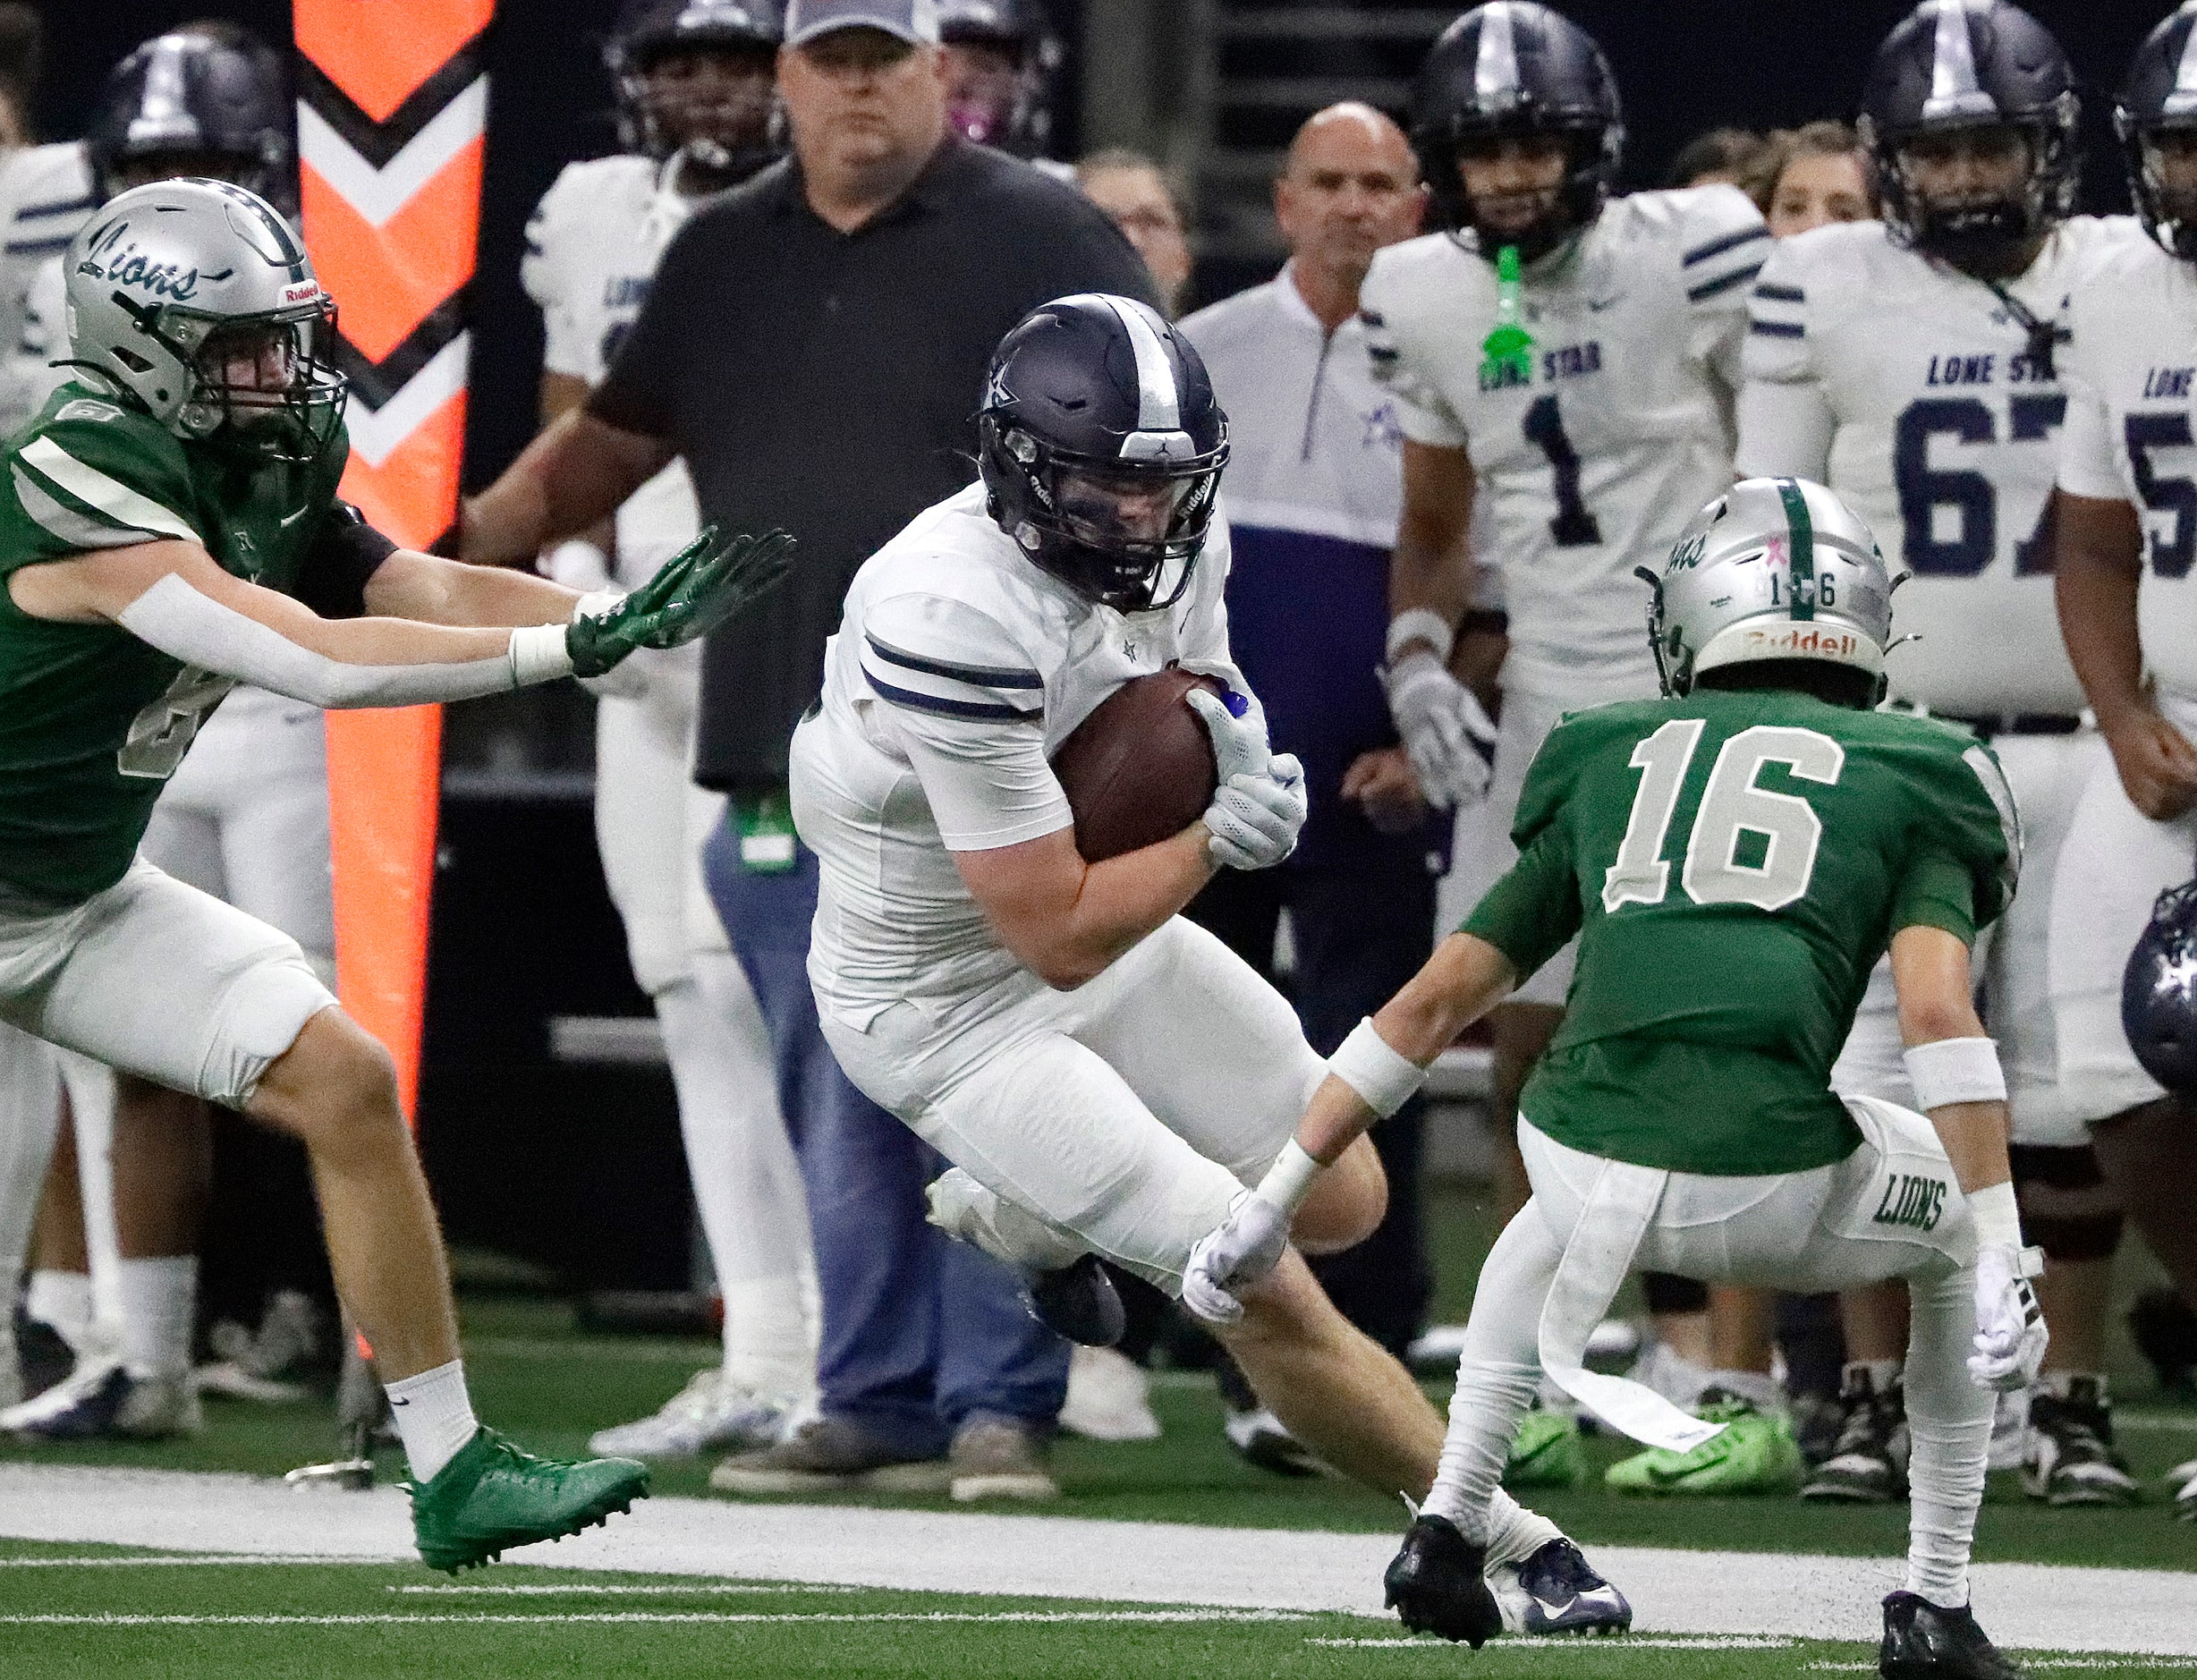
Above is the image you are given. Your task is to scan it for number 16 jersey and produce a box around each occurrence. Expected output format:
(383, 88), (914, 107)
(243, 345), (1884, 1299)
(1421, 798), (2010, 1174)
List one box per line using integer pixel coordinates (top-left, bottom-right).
(1463, 688), (2018, 1175)
(1358, 185), (1769, 697)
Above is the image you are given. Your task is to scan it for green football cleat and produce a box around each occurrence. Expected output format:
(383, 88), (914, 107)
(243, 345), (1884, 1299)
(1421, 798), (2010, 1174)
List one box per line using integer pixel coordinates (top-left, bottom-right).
(409, 1427), (651, 1573)
(1504, 1405), (1587, 1489)
(1605, 1390), (1803, 1497)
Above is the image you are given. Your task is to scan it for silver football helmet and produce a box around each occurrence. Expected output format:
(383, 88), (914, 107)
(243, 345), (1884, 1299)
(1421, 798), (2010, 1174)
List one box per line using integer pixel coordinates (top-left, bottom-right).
(1637, 477), (1899, 700)
(63, 177), (345, 462)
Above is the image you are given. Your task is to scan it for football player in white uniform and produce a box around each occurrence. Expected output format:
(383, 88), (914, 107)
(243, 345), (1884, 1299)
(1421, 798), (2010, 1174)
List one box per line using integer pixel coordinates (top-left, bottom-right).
(0, 25), (335, 1440)
(1742, 0), (2148, 1508)
(520, 0), (821, 1458)
(1360, 1), (1791, 1484)
(793, 292), (1632, 1635)
(2049, 0), (2197, 1524)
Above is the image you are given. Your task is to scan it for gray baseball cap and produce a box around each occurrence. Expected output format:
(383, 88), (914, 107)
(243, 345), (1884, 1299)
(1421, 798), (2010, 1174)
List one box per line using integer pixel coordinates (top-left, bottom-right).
(784, 0), (940, 46)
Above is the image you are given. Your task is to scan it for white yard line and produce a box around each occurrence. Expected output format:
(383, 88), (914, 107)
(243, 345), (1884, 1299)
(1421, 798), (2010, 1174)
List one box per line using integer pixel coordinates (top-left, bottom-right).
(1311, 1635), (1795, 1650)
(390, 1582), (863, 1595)
(0, 1464), (2190, 1655)
(0, 1608), (1312, 1628)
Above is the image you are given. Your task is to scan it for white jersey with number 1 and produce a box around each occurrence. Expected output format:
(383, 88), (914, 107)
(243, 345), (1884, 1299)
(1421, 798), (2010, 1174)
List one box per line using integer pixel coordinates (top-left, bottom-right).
(1741, 215), (2146, 716)
(1357, 184), (1767, 699)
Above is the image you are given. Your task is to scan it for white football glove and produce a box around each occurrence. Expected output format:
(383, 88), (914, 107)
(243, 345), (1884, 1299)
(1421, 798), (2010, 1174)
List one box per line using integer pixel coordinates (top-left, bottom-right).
(1180, 1191), (1292, 1328)
(1381, 649), (1495, 810)
(1967, 1244), (2049, 1392)
(1187, 689), (1307, 870)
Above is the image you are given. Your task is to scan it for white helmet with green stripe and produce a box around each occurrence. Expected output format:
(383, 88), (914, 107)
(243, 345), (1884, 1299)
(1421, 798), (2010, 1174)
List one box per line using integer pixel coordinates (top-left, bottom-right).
(1637, 477), (1899, 701)
(61, 177), (346, 462)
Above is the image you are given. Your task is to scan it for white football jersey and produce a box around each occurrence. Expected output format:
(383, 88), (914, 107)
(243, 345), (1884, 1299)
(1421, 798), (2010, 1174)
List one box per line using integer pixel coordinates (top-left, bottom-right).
(1358, 185), (1767, 697)
(522, 153), (700, 581)
(0, 142), (94, 436)
(2057, 232), (2197, 703)
(792, 481), (1243, 1015)
(1743, 216), (2148, 716)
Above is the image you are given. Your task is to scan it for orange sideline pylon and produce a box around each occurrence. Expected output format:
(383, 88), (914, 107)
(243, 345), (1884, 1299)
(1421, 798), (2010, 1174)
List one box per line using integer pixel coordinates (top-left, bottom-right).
(295, 0), (495, 1123)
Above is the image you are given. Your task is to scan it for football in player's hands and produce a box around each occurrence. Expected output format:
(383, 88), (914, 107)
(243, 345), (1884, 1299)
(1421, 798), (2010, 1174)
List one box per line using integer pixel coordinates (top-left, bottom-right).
(1050, 667), (1222, 862)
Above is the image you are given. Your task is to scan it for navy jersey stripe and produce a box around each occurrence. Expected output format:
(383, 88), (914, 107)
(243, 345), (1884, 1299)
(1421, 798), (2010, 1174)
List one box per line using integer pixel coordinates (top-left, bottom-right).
(1682, 224), (1769, 267)
(3, 234), (72, 256)
(1752, 283), (1804, 302)
(864, 632), (1043, 688)
(1750, 319), (1805, 338)
(1687, 262), (1764, 302)
(868, 674), (1038, 722)
(13, 193), (94, 222)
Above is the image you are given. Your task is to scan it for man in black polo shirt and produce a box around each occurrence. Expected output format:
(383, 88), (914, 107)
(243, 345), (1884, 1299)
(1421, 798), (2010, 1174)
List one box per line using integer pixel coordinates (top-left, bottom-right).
(462, 0), (1158, 1496)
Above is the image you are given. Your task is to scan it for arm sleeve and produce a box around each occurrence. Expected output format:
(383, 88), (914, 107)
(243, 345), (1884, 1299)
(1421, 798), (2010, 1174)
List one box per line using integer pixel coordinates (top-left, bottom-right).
(859, 590), (1072, 851)
(291, 502), (399, 621)
(585, 216), (691, 440)
(1676, 185), (1773, 394)
(1359, 256), (1471, 449)
(1461, 822), (1582, 979)
(1890, 849), (1981, 944)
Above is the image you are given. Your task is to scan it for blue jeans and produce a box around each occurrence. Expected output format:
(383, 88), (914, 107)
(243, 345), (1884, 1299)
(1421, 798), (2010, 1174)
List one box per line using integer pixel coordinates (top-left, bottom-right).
(701, 814), (1069, 1456)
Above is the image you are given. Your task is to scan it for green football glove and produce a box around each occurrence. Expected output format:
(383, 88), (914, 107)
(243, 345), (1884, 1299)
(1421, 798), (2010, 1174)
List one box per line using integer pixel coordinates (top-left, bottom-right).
(565, 524), (796, 678)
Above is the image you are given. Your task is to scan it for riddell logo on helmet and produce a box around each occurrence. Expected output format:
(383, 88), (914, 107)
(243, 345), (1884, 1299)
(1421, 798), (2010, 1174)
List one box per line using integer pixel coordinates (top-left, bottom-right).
(1739, 625), (1860, 659)
(282, 282), (321, 304)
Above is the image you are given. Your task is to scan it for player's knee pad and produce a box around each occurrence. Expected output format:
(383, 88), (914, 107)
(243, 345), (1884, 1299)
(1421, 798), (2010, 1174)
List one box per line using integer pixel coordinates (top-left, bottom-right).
(1642, 1271), (1710, 1315)
(208, 953), (339, 1109)
(2009, 1143), (2125, 1263)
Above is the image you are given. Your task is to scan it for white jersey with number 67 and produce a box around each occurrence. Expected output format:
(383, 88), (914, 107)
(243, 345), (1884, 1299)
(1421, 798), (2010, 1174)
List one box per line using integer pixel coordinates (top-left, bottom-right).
(1358, 184), (1769, 698)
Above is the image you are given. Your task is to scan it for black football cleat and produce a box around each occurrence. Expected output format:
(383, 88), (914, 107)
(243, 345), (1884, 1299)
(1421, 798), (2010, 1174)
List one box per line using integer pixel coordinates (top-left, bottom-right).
(1024, 1255), (1125, 1348)
(1879, 1591), (2024, 1679)
(1384, 1515), (1502, 1648)
(1490, 1537), (1633, 1636)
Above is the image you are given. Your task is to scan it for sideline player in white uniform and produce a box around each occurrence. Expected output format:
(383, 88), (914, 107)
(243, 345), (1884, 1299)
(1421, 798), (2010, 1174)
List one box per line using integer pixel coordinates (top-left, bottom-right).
(1188, 479), (2046, 1678)
(1360, 1), (1788, 1481)
(795, 292), (1632, 1636)
(521, 0), (819, 1457)
(2049, 0), (2197, 1524)
(1741, 0), (2146, 1507)
(0, 25), (332, 1439)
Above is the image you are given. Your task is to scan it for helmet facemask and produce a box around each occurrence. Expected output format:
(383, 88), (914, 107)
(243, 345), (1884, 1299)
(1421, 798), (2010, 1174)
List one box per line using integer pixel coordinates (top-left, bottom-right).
(2123, 114), (2197, 260)
(981, 415), (1226, 614)
(1434, 121), (1613, 263)
(116, 292), (346, 464)
(624, 43), (780, 182)
(1865, 105), (2077, 269)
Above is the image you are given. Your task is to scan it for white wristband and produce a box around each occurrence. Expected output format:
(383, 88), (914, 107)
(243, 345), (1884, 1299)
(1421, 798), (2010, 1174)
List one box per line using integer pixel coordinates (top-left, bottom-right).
(1902, 1036), (2006, 1112)
(1328, 1017), (1427, 1119)
(508, 623), (575, 688)
(1253, 1141), (1322, 1215)
(1386, 607), (1455, 668)
(1965, 1180), (2044, 1276)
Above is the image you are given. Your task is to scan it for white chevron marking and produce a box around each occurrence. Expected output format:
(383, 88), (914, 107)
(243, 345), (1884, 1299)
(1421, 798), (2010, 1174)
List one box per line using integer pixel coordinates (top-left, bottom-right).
(343, 333), (471, 468)
(297, 77), (488, 227)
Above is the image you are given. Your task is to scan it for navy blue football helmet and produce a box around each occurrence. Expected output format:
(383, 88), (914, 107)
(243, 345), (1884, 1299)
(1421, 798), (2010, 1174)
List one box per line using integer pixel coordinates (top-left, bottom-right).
(2116, 4), (2197, 260)
(977, 293), (1229, 614)
(940, 0), (1062, 157)
(2124, 877), (2197, 1092)
(607, 0), (783, 179)
(89, 25), (293, 209)
(1409, 3), (1623, 260)
(1860, 1), (2079, 266)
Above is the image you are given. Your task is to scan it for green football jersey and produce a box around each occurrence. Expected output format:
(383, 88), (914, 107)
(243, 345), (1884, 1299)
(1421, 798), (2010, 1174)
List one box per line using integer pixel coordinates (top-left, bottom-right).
(0, 383), (350, 904)
(1463, 687), (2019, 1176)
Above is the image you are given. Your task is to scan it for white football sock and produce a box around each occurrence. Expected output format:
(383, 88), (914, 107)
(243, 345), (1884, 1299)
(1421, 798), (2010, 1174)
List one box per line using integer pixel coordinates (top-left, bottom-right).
(0, 1024), (60, 1333)
(59, 1051), (124, 1335)
(659, 957), (818, 1387)
(386, 1359), (479, 1483)
(24, 1270), (90, 1351)
(1481, 1486), (1565, 1569)
(116, 1256), (195, 1380)
(1902, 1267), (1994, 1608)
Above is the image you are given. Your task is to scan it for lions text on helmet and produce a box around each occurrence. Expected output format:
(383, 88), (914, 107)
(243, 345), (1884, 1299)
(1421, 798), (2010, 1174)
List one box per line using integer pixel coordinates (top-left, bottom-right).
(978, 293), (1228, 613)
(64, 180), (344, 464)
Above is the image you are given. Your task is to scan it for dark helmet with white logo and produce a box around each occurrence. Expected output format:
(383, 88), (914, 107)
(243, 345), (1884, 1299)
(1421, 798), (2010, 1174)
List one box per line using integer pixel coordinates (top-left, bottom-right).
(939, 0), (1062, 157)
(607, 0), (783, 179)
(88, 24), (293, 209)
(1860, 0), (2079, 266)
(2116, 3), (2197, 260)
(2125, 877), (2197, 1091)
(977, 293), (1229, 614)
(1409, 2), (1623, 260)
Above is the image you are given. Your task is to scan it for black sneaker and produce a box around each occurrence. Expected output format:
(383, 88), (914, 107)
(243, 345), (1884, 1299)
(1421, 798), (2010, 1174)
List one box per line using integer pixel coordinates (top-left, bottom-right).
(1803, 1364), (1910, 1503)
(1024, 1256), (1124, 1348)
(1383, 1515), (1502, 1648)
(2023, 1378), (2138, 1506)
(1879, 1590), (2023, 1678)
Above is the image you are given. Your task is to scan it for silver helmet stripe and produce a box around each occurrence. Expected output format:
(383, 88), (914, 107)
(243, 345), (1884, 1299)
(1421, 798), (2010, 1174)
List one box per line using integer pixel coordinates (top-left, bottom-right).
(127, 35), (202, 151)
(1099, 294), (1181, 432)
(1474, 2), (1521, 105)
(1922, 0), (1999, 122)
(2171, 2), (2197, 116)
